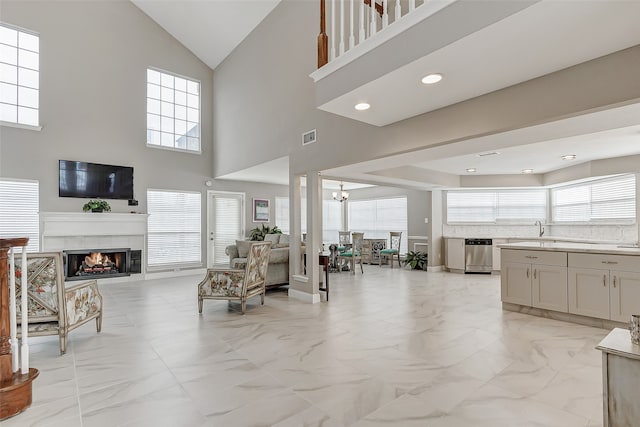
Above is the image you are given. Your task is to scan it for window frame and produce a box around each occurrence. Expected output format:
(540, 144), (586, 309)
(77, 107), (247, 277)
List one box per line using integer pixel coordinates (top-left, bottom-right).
(0, 22), (41, 131)
(446, 189), (548, 225)
(347, 196), (408, 254)
(145, 67), (201, 154)
(0, 177), (40, 252)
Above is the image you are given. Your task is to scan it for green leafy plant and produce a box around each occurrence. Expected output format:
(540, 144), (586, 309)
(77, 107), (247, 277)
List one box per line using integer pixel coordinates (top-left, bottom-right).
(403, 251), (428, 270)
(249, 224), (282, 241)
(82, 199), (111, 212)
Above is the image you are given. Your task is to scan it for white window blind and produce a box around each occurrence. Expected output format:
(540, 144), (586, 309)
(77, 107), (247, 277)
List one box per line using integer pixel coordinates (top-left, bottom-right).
(147, 189), (201, 267)
(323, 200), (342, 245)
(552, 175), (636, 223)
(0, 178), (39, 252)
(0, 23), (39, 127)
(146, 68), (200, 153)
(348, 197), (408, 253)
(211, 193), (243, 265)
(275, 196), (289, 234)
(447, 190), (547, 223)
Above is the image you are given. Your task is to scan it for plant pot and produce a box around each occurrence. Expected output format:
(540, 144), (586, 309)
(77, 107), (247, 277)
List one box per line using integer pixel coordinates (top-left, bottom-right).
(91, 208), (103, 213)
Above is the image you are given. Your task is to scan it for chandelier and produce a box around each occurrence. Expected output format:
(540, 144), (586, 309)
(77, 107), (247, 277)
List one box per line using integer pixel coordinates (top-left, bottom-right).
(332, 182), (349, 203)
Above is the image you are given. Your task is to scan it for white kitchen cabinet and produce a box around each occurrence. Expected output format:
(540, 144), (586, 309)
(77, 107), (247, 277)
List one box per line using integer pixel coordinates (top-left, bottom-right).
(568, 253), (640, 321)
(445, 238), (465, 272)
(501, 249), (567, 311)
(492, 238), (507, 271)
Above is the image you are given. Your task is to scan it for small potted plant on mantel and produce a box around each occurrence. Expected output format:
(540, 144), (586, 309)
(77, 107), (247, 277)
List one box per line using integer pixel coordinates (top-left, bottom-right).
(82, 199), (111, 213)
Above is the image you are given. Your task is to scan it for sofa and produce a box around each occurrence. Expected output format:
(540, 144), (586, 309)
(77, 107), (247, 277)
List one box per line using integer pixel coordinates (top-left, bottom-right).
(226, 233), (297, 289)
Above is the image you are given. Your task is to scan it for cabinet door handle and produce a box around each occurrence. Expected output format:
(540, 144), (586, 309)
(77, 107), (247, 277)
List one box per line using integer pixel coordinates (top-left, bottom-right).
(533, 269), (537, 279)
(613, 276), (616, 288)
(525, 255), (538, 259)
(602, 261), (618, 265)
(603, 274), (607, 287)
(526, 268), (529, 278)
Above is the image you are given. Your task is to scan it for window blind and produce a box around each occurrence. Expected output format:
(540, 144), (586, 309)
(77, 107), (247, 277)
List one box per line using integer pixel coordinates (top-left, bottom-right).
(447, 190), (547, 223)
(147, 189), (201, 267)
(275, 196), (289, 234)
(211, 193), (243, 265)
(552, 174), (635, 223)
(323, 200), (342, 245)
(348, 197), (408, 253)
(0, 178), (39, 252)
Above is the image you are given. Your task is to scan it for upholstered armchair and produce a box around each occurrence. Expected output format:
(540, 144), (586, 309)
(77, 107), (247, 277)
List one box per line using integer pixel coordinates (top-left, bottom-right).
(198, 241), (271, 314)
(380, 231), (402, 268)
(14, 252), (103, 355)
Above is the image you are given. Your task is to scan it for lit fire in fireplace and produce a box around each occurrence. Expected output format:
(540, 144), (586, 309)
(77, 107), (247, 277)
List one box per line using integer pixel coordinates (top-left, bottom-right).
(77, 252), (119, 276)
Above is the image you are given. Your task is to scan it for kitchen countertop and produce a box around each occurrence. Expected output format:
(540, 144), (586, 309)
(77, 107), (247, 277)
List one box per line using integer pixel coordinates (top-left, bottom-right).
(443, 235), (636, 245)
(497, 241), (640, 255)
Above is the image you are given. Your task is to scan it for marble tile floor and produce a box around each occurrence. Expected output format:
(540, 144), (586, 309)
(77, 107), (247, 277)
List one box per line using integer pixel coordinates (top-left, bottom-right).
(5, 267), (608, 427)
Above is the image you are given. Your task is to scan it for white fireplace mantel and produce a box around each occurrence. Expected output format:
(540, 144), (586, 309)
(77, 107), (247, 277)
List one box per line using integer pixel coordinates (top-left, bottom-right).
(40, 212), (148, 277)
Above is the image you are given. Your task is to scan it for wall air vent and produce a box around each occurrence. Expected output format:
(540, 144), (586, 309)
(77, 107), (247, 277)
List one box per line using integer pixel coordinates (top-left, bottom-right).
(302, 129), (317, 146)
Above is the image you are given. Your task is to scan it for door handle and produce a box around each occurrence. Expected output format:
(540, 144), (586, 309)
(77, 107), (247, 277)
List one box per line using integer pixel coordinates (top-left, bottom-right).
(533, 269), (537, 279)
(613, 276), (617, 288)
(603, 274), (607, 287)
(526, 268), (529, 278)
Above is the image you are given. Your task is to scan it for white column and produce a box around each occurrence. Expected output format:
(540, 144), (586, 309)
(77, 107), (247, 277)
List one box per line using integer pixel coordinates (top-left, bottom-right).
(370, 1), (377, 36)
(382, 0), (388, 28)
(395, 0), (401, 21)
(9, 248), (18, 372)
(330, 0), (336, 60)
(359, 0), (365, 42)
(349, 0), (355, 49)
(20, 245), (29, 373)
(339, 0), (345, 55)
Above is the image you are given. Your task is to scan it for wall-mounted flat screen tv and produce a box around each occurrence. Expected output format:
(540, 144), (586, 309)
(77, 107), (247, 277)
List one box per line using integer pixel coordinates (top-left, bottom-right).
(59, 160), (134, 200)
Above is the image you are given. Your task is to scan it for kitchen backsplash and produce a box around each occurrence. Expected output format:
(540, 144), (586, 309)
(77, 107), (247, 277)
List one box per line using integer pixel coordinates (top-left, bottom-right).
(443, 224), (637, 243)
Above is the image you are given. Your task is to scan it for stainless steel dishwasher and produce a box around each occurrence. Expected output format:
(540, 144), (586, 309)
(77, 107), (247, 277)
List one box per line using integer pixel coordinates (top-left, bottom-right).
(465, 238), (493, 273)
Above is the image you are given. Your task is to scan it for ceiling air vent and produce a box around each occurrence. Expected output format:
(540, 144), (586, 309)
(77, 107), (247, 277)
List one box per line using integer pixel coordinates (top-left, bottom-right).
(302, 129), (317, 146)
(478, 151), (500, 157)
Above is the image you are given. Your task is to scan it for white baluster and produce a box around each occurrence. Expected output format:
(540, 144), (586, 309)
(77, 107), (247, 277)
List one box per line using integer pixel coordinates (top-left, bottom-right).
(20, 245), (29, 374)
(359, 0), (365, 43)
(339, 0), (345, 55)
(9, 247), (18, 372)
(330, 0), (336, 60)
(382, 0), (388, 28)
(370, 0), (377, 36)
(409, 0), (415, 13)
(349, 0), (355, 49)
(395, 0), (401, 21)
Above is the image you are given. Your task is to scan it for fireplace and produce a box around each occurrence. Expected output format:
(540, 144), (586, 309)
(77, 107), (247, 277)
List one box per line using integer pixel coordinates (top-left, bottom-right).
(63, 248), (131, 281)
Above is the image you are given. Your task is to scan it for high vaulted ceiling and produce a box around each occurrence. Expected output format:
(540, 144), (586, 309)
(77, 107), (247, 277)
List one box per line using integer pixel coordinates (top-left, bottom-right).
(132, 0), (640, 190)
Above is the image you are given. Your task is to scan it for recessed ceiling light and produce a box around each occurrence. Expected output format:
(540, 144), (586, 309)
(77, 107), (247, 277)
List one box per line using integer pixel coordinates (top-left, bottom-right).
(521, 169), (534, 174)
(421, 73), (443, 85)
(478, 151), (500, 157)
(354, 102), (370, 111)
(561, 154), (577, 160)
(466, 168), (477, 173)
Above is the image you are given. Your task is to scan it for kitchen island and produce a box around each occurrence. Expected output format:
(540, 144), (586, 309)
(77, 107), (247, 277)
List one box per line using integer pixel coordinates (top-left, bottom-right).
(499, 241), (640, 328)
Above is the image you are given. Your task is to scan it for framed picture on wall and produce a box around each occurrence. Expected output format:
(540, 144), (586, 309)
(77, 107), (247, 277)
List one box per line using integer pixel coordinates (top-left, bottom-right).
(253, 198), (270, 222)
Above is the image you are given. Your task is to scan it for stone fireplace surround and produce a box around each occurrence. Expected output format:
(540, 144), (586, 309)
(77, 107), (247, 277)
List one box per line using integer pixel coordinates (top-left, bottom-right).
(40, 212), (148, 281)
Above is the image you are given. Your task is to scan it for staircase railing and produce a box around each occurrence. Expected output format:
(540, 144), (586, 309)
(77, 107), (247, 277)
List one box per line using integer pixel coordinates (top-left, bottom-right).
(317, 0), (422, 68)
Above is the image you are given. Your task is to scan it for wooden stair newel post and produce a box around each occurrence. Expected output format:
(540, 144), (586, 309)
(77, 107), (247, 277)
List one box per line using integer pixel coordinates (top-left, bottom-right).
(318, 0), (328, 67)
(0, 238), (39, 420)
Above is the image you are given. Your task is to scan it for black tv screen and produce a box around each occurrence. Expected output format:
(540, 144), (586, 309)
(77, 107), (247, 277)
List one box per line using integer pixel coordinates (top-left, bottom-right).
(59, 160), (134, 200)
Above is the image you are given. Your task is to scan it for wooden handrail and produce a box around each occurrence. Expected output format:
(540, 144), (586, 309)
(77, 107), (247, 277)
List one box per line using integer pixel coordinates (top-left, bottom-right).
(318, 0), (328, 67)
(364, 0), (383, 16)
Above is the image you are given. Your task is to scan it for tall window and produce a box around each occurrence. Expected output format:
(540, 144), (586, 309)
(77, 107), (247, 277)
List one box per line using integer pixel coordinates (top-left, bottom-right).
(0, 178), (39, 252)
(348, 197), (408, 253)
(0, 23), (39, 127)
(447, 190), (547, 223)
(552, 174), (636, 223)
(210, 193), (243, 265)
(275, 196), (290, 234)
(147, 189), (201, 267)
(323, 200), (342, 244)
(146, 68), (200, 153)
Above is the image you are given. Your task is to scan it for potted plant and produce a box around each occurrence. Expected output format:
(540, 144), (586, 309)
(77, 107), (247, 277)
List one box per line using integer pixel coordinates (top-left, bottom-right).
(403, 251), (428, 270)
(249, 224), (282, 241)
(82, 199), (111, 213)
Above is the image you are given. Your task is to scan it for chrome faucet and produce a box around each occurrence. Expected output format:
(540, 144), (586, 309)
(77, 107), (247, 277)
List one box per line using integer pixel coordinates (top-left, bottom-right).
(535, 220), (545, 237)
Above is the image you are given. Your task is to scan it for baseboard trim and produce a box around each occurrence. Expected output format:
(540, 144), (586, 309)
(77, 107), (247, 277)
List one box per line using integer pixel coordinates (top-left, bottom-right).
(145, 268), (206, 280)
(502, 302), (626, 330)
(288, 288), (321, 304)
(427, 265), (444, 272)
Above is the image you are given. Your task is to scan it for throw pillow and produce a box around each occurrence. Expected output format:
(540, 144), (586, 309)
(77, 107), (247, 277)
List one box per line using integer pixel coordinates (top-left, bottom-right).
(235, 240), (252, 258)
(264, 234), (280, 245)
(279, 234), (290, 245)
